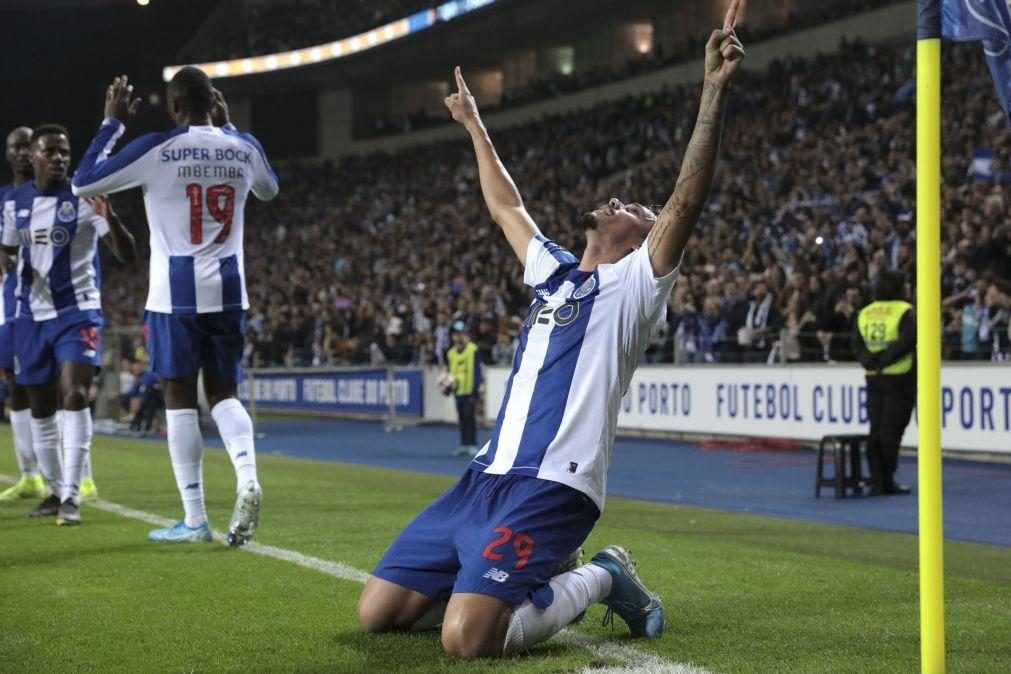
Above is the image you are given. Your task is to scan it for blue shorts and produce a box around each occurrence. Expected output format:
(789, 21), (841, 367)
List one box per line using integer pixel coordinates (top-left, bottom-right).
(372, 470), (599, 607)
(13, 310), (103, 386)
(0, 322), (14, 372)
(145, 310), (245, 382)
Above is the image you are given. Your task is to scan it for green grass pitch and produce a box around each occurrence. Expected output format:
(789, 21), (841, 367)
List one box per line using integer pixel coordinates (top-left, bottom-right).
(0, 430), (1009, 673)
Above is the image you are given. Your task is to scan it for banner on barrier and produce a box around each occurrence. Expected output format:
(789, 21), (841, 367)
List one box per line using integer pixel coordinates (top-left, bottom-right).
(483, 364), (1011, 453)
(239, 369), (424, 416)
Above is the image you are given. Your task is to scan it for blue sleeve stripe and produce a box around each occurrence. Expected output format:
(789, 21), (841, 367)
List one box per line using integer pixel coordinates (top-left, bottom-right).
(73, 122), (185, 189)
(220, 127), (279, 186)
(72, 119), (123, 188)
(534, 234), (577, 264)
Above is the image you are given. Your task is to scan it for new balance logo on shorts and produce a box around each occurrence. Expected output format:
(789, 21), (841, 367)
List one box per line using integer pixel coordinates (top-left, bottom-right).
(483, 568), (510, 583)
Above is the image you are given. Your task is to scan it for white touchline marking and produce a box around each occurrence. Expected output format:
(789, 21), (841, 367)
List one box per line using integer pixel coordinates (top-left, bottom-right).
(560, 630), (712, 674)
(1, 473), (712, 673)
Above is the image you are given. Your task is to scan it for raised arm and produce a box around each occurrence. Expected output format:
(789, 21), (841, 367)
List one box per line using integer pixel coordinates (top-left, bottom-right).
(213, 87), (279, 202)
(646, 0), (745, 277)
(72, 75), (150, 198)
(445, 67), (539, 265)
(86, 196), (137, 265)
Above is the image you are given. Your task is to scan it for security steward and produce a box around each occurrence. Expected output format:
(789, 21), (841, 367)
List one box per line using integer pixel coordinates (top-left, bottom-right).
(852, 271), (916, 495)
(447, 321), (482, 457)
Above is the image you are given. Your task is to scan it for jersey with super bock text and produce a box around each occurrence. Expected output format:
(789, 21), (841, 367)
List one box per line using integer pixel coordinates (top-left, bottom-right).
(469, 235), (678, 511)
(1, 181), (109, 321)
(72, 118), (279, 315)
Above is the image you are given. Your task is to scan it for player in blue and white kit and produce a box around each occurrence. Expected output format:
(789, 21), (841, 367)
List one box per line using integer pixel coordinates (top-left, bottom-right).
(72, 68), (279, 546)
(1, 124), (137, 525)
(358, 4), (745, 658)
(0, 126), (47, 504)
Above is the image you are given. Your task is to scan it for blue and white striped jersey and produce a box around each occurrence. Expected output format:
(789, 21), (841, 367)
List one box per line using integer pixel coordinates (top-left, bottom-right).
(0, 183), (21, 325)
(470, 235), (678, 511)
(72, 118), (279, 315)
(1, 181), (110, 321)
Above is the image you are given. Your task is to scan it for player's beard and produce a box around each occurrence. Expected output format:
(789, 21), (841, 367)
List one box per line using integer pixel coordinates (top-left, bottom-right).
(579, 211), (598, 230)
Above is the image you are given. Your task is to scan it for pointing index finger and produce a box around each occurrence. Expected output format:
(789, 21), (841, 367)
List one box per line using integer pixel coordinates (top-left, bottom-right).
(723, 0), (741, 31)
(454, 66), (470, 94)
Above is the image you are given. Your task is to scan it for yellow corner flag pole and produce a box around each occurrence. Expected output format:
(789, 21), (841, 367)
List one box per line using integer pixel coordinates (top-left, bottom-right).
(916, 2), (945, 672)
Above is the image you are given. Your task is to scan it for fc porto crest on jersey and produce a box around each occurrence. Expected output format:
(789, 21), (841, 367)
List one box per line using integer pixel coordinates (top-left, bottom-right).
(57, 200), (76, 223)
(572, 275), (597, 300)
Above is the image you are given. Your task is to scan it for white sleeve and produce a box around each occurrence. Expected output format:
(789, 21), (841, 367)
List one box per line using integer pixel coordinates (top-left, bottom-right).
(2, 201), (17, 248)
(251, 147), (279, 201)
(613, 245), (679, 328)
(72, 118), (161, 197)
(523, 235), (578, 287)
(224, 125), (279, 201)
(78, 200), (110, 237)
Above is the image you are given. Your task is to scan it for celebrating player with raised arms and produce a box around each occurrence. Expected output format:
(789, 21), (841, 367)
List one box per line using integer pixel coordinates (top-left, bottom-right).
(358, 1), (745, 658)
(72, 68), (279, 545)
(1, 125), (137, 525)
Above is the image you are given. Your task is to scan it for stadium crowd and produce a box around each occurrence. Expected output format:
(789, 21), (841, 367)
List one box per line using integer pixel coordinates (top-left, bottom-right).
(101, 39), (1011, 368)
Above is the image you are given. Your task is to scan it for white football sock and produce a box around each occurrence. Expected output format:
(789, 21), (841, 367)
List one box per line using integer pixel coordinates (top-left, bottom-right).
(60, 409), (93, 504)
(503, 564), (612, 655)
(411, 601), (448, 632)
(81, 450), (93, 480)
(10, 408), (38, 476)
(166, 408), (207, 528)
(30, 414), (63, 496)
(210, 398), (258, 488)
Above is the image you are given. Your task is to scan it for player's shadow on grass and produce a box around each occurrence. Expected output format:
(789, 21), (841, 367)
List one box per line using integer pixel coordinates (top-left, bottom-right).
(330, 629), (572, 670)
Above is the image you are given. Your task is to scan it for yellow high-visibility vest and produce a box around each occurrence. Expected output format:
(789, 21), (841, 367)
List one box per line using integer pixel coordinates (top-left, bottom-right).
(857, 300), (913, 375)
(447, 342), (478, 396)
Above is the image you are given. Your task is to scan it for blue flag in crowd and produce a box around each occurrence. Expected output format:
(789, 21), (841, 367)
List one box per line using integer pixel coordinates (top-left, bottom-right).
(937, 0), (1011, 119)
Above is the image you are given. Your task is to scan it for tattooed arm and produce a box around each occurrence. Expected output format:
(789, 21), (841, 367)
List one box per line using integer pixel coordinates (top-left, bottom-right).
(647, 0), (745, 277)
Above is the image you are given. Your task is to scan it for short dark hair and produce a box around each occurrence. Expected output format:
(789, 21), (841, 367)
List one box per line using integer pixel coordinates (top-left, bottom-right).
(31, 123), (69, 143)
(168, 66), (214, 116)
(875, 271), (906, 301)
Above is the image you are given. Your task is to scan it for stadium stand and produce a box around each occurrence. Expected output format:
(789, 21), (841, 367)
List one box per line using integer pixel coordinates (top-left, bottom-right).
(367, 0), (901, 137)
(99, 39), (1010, 368)
(185, 0), (443, 61)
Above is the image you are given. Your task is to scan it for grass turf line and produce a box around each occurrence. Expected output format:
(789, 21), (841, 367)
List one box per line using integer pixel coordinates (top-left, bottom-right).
(0, 432), (1009, 673)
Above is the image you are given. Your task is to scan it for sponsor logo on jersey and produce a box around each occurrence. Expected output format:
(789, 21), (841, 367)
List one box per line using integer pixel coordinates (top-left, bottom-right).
(572, 275), (596, 299)
(482, 568), (510, 583)
(57, 201), (76, 223)
(49, 226), (70, 246)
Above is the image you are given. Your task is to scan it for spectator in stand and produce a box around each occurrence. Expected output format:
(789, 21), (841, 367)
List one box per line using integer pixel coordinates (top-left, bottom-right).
(490, 331), (515, 366)
(740, 280), (782, 363)
(779, 291), (820, 362)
